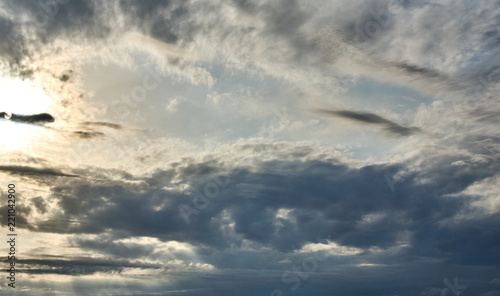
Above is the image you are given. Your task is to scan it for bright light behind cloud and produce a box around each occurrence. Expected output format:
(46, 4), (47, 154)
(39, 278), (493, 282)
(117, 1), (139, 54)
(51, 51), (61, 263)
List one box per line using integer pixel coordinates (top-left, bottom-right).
(0, 77), (54, 151)
(0, 77), (53, 114)
(0, 120), (41, 151)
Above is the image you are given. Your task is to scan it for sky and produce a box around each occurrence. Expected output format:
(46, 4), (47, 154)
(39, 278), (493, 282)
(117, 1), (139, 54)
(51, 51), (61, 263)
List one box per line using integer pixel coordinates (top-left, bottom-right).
(0, 0), (499, 295)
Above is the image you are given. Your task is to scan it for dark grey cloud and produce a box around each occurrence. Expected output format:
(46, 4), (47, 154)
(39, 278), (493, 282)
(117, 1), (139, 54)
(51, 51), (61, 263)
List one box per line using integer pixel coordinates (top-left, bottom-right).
(322, 0), (500, 94)
(0, 0), (107, 79)
(59, 74), (70, 82)
(31, 196), (48, 213)
(72, 130), (105, 139)
(69, 236), (156, 260)
(13, 257), (161, 275)
(119, 0), (185, 44)
(78, 121), (123, 129)
(230, 0), (328, 67)
(12, 143), (497, 295)
(0, 165), (78, 178)
(20, 142), (498, 257)
(70, 119), (129, 138)
(1, 112), (54, 124)
(310, 109), (420, 136)
(0, 0), (494, 92)
(336, 1), (399, 44)
(388, 61), (444, 78)
(56, 69), (74, 82)
(0, 15), (31, 78)
(0, 112), (123, 139)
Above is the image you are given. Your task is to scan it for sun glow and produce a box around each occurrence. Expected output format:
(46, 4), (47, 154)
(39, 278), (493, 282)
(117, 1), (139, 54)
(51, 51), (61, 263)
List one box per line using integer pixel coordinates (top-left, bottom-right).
(0, 77), (54, 151)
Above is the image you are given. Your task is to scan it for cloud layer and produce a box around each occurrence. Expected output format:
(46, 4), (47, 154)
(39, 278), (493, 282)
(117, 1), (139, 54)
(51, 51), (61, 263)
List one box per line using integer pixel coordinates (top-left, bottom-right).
(0, 0), (499, 295)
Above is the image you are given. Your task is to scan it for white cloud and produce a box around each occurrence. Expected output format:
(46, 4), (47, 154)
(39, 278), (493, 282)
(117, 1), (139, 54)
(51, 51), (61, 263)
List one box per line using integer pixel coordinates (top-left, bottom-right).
(166, 96), (183, 112)
(297, 240), (363, 256)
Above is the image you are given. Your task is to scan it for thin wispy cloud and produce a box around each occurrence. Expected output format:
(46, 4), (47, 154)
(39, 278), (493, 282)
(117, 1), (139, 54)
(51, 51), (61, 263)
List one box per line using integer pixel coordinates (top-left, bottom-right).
(78, 121), (123, 129)
(0, 165), (78, 178)
(310, 109), (420, 136)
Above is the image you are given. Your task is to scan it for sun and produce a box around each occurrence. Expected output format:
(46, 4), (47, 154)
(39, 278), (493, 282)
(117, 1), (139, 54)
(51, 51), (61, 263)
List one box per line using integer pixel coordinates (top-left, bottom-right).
(0, 77), (54, 152)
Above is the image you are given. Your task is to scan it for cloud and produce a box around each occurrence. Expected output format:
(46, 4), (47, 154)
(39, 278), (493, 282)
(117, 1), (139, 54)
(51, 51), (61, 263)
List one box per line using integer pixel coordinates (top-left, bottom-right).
(2, 112), (54, 124)
(0, 1), (499, 295)
(0, 111), (125, 140)
(16, 140), (498, 259)
(10, 139), (498, 295)
(16, 256), (161, 275)
(78, 121), (123, 129)
(0, 165), (78, 178)
(310, 109), (420, 136)
(166, 97), (182, 112)
(72, 131), (105, 139)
